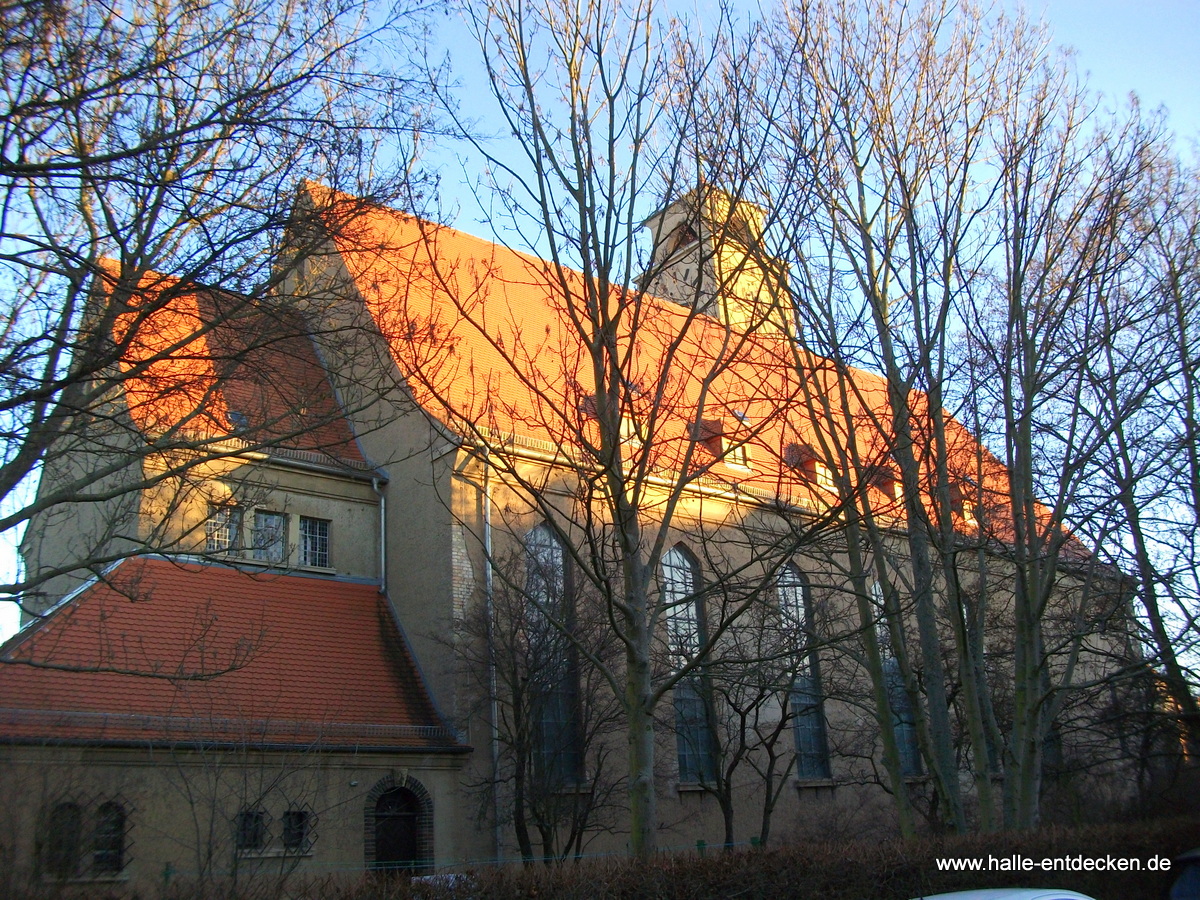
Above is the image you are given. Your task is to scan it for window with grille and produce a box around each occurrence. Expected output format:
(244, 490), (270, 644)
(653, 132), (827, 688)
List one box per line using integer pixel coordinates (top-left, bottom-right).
(44, 802), (83, 878)
(662, 546), (702, 671)
(206, 505), (242, 553)
(778, 564), (831, 779)
(776, 563), (808, 633)
(235, 808), (268, 852)
(872, 581), (892, 657)
(299, 516), (330, 568)
(42, 797), (130, 879)
(92, 802), (126, 873)
(282, 808), (314, 853)
(674, 678), (717, 784)
(885, 657), (922, 776)
(252, 511), (286, 563)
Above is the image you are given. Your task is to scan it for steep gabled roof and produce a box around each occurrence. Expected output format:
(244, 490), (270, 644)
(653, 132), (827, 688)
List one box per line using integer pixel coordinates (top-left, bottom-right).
(108, 266), (367, 467)
(0, 558), (463, 751)
(322, 192), (1014, 524)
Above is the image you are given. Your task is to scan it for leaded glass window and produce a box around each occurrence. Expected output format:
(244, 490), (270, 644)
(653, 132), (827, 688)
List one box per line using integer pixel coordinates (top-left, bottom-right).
(525, 523), (582, 784)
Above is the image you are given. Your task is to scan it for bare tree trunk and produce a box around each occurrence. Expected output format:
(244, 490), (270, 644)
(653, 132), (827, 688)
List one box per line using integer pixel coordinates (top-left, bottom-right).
(626, 645), (658, 857)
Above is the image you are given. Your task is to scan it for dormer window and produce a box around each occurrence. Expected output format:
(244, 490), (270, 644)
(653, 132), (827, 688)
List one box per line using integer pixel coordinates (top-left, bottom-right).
(692, 417), (752, 469)
(814, 462), (835, 491)
(226, 409), (250, 433)
(727, 412), (751, 468)
(950, 481), (980, 529)
(726, 440), (750, 469)
(864, 465), (900, 501)
(620, 416), (643, 449)
(785, 442), (832, 489)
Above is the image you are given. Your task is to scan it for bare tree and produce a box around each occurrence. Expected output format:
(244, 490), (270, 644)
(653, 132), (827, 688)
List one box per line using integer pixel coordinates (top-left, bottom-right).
(687, 562), (842, 848)
(753, 0), (1172, 832)
(310, 0), (850, 857)
(455, 538), (625, 864)
(1081, 154), (1200, 757)
(3, 0), (432, 612)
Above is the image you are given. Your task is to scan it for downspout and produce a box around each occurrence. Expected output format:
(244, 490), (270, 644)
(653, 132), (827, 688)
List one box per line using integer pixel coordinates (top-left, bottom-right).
(482, 449), (503, 860)
(372, 477), (386, 588)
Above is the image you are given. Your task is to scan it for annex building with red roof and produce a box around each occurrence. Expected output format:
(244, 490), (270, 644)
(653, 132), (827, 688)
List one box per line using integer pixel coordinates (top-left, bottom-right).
(1, 185), (1139, 890)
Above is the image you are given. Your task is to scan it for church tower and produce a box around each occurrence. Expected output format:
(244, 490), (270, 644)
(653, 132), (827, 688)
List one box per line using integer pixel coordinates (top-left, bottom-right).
(641, 186), (794, 338)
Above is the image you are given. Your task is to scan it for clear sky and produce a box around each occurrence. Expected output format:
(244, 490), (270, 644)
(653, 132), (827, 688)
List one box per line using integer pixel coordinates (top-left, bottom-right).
(1029, 0), (1199, 141)
(0, 0), (1196, 644)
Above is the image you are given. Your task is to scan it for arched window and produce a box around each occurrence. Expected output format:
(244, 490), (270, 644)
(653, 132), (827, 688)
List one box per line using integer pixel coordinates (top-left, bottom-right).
(885, 656), (922, 777)
(92, 802), (126, 873)
(661, 545), (716, 784)
(871, 580), (892, 658)
(776, 562), (809, 633)
(525, 523), (582, 784)
(525, 524), (565, 619)
(779, 564), (830, 779)
(44, 802), (82, 879)
(872, 581), (921, 777)
(661, 545), (702, 670)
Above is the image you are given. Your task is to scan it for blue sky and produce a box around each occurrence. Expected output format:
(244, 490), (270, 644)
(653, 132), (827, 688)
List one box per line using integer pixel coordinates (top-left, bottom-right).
(1, 0), (1196, 643)
(1031, 0), (1198, 140)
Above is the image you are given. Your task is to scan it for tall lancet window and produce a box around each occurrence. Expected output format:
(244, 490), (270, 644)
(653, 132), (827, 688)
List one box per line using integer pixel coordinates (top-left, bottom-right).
(662, 545), (716, 784)
(525, 523), (582, 784)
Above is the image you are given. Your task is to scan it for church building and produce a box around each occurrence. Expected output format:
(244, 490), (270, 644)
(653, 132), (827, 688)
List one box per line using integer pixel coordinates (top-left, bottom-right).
(0, 185), (1136, 891)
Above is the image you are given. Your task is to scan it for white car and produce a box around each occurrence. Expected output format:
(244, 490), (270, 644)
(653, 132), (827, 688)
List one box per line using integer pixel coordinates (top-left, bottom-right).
(910, 891), (1099, 900)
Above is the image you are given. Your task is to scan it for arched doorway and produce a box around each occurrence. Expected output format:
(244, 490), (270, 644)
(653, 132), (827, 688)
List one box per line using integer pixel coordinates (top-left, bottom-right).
(373, 787), (421, 871)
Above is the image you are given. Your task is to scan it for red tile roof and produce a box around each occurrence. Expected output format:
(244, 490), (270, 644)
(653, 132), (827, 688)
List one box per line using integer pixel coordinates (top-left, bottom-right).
(0, 558), (462, 751)
(108, 266), (367, 466)
(322, 191), (1021, 531)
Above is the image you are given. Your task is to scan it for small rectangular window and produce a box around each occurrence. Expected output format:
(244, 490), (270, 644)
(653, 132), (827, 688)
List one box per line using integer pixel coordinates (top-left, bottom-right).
(206, 506), (242, 554)
(252, 511), (286, 563)
(235, 808), (268, 852)
(299, 516), (330, 568)
(620, 416), (642, 449)
(726, 440), (750, 469)
(815, 462), (835, 491)
(282, 809), (312, 852)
